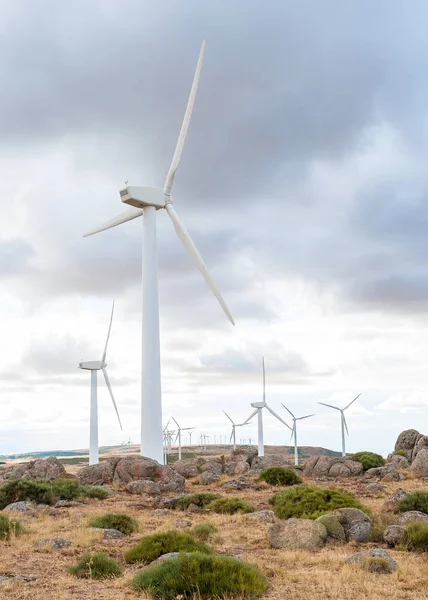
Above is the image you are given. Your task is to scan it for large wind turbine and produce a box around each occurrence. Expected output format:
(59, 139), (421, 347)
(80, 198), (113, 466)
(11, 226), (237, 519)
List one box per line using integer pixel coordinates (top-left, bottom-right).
(223, 411), (248, 450)
(83, 42), (234, 464)
(244, 357), (292, 457)
(318, 394), (361, 457)
(281, 404), (314, 466)
(171, 416), (194, 460)
(79, 301), (123, 465)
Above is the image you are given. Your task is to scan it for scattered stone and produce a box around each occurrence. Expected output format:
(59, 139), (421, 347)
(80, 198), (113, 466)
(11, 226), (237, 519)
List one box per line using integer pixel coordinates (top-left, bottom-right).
(0, 575), (36, 583)
(346, 548), (397, 573)
(245, 510), (275, 523)
(268, 518), (327, 551)
(187, 503), (201, 513)
(73, 512), (87, 519)
(330, 508), (372, 542)
(34, 537), (72, 550)
(315, 514), (346, 543)
(157, 496), (186, 510)
(3, 501), (35, 515)
(198, 471), (220, 485)
(382, 488), (408, 513)
(175, 519), (192, 529)
(54, 500), (83, 508)
(153, 508), (171, 516)
(90, 527), (125, 539)
(221, 476), (253, 490)
(365, 482), (386, 495)
(398, 511), (428, 525)
(150, 552), (180, 565)
(303, 455), (363, 477)
(126, 479), (161, 496)
(384, 525), (407, 547)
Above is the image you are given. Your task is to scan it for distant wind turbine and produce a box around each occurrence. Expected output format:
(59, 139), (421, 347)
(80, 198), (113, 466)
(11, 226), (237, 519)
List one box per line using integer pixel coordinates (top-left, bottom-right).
(171, 417), (194, 460)
(79, 301), (123, 465)
(318, 394), (361, 457)
(223, 411), (248, 450)
(83, 41), (234, 464)
(281, 404), (315, 466)
(244, 357), (292, 457)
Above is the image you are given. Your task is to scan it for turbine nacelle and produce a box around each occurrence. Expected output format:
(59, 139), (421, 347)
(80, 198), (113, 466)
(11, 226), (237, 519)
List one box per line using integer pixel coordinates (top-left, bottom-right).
(120, 186), (166, 210)
(79, 360), (106, 370)
(251, 401), (266, 409)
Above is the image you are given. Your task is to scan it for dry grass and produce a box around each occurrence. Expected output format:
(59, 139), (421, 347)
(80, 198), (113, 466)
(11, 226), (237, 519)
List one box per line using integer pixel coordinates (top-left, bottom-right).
(2, 468), (428, 598)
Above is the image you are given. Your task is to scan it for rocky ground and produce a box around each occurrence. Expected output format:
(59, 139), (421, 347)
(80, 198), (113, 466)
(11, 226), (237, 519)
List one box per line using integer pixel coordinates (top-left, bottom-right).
(1, 431), (428, 599)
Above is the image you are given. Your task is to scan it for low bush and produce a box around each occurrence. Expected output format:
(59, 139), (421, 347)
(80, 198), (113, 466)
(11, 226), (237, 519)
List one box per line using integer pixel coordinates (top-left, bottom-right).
(0, 514), (25, 540)
(352, 452), (385, 471)
(191, 523), (218, 541)
(130, 551), (268, 599)
(399, 491), (428, 514)
(176, 493), (220, 510)
(405, 521), (428, 552)
(69, 552), (123, 579)
(88, 513), (138, 535)
(259, 467), (302, 486)
(81, 485), (109, 499)
(124, 531), (212, 564)
(208, 497), (254, 515)
(0, 478), (108, 509)
(394, 449), (407, 458)
(270, 485), (367, 520)
(361, 557), (392, 574)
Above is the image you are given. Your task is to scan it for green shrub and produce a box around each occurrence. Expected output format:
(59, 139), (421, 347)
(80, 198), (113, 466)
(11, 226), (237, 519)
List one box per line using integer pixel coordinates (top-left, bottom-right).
(270, 485), (367, 520)
(191, 523), (218, 541)
(0, 514), (25, 540)
(80, 485), (109, 499)
(259, 467), (302, 486)
(124, 530), (212, 564)
(176, 493), (220, 510)
(69, 552), (123, 579)
(405, 521), (428, 552)
(361, 557), (392, 574)
(208, 497), (254, 515)
(394, 449), (407, 458)
(130, 551), (268, 599)
(0, 478), (108, 509)
(399, 491), (428, 514)
(88, 513), (138, 535)
(352, 452), (385, 471)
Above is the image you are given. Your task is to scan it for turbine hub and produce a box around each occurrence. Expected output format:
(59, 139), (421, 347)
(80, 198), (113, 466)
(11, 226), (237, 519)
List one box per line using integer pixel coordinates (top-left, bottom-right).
(119, 186), (165, 210)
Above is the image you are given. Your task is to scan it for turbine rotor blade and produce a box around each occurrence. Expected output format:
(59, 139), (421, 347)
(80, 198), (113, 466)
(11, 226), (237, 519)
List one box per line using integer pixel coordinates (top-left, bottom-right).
(344, 393), (362, 410)
(281, 403), (295, 419)
(102, 300), (115, 363)
(164, 41), (205, 194)
(101, 368), (122, 430)
(266, 405), (293, 430)
(223, 410), (234, 425)
(262, 356), (266, 403)
(171, 416), (180, 429)
(165, 204), (234, 325)
(83, 207), (144, 237)
(296, 414), (315, 421)
(244, 409), (258, 424)
(318, 402), (341, 411)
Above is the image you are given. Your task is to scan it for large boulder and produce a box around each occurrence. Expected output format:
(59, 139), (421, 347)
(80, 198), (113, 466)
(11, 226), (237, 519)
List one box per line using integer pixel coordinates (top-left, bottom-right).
(113, 456), (162, 485)
(198, 471), (220, 485)
(0, 457), (67, 483)
(225, 461), (250, 476)
(387, 454), (409, 469)
(329, 508), (372, 542)
(365, 466), (404, 481)
(315, 514), (346, 543)
(394, 429), (420, 460)
(172, 459), (198, 479)
(228, 446), (258, 466)
(346, 548), (397, 573)
(398, 511), (428, 525)
(268, 518), (327, 551)
(200, 460), (223, 477)
(125, 479), (161, 496)
(384, 525), (407, 547)
(78, 457), (121, 485)
(303, 456), (363, 478)
(158, 467), (185, 493)
(411, 434), (428, 462)
(250, 455), (290, 474)
(382, 488), (407, 513)
(411, 448), (428, 478)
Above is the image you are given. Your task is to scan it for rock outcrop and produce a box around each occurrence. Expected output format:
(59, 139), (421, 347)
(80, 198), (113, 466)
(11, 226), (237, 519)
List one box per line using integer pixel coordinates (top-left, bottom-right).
(268, 518), (327, 551)
(0, 457), (67, 483)
(250, 454), (291, 474)
(329, 508), (372, 542)
(303, 456), (363, 478)
(394, 429), (428, 476)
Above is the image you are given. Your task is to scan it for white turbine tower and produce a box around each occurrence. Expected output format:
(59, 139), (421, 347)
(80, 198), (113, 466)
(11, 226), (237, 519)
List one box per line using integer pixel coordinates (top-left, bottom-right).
(223, 411), (248, 450)
(318, 394), (361, 457)
(171, 417), (194, 460)
(79, 301), (123, 465)
(83, 42), (234, 464)
(281, 404), (315, 466)
(244, 357), (291, 457)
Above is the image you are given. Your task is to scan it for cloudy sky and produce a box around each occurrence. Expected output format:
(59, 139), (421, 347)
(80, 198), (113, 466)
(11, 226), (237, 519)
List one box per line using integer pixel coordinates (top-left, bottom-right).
(1, 0), (428, 456)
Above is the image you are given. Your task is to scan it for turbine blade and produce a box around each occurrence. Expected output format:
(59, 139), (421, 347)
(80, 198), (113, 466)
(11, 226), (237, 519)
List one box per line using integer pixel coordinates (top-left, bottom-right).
(102, 299), (115, 363)
(171, 416), (180, 429)
(244, 409), (258, 424)
(166, 204), (234, 325)
(101, 368), (122, 430)
(262, 356), (266, 403)
(281, 403), (295, 419)
(344, 393), (362, 410)
(223, 410), (234, 425)
(266, 405), (293, 430)
(83, 207), (144, 237)
(318, 402), (341, 411)
(174, 432), (179, 444)
(296, 414), (315, 421)
(163, 419), (171, 432)
(164, 41), (205, 194)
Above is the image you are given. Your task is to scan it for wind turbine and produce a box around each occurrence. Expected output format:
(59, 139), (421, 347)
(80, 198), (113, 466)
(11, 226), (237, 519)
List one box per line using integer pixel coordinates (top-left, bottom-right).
(223, 411), (248, 450)
(244, 357), (291, 457)
(171, 417), (194, 460)
(318, 394), (361, 457)
(281, 404), (315, 466)
(83, 42), (234, 464)
(79, 301), (123, 465)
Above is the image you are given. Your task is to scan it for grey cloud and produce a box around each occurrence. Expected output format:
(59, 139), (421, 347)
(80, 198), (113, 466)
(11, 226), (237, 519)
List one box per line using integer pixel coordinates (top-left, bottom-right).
(0, 238), (36, 277)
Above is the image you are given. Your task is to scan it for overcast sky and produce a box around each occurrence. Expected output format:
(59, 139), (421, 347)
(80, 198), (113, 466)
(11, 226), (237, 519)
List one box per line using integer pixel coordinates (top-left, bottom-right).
(1, 0), (428, 457)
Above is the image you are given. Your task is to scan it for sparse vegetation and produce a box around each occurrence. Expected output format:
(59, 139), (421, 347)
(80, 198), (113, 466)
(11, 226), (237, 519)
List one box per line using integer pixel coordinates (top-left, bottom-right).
(368, 513), (398, 543)
(270, 485), (367, 519)
(352, 452), (385, 471)
(68, 552), (123, 579)
(88, 513), (138, 535)
(0, 513), (25, 540)
(208, 496), (255, 515)
(399, 490), (428, 514)
(361, 556), (393, 574)
(0, 478), (108, 508)
(259, 466), (302, 486)
(176, 493), (220, 510)
(130, 551), (268, 599)
(394, 449), (407, 458)
(191, 523), (218, 541)
(405, 521), (428, 552)
(124, 531), (213, 564)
